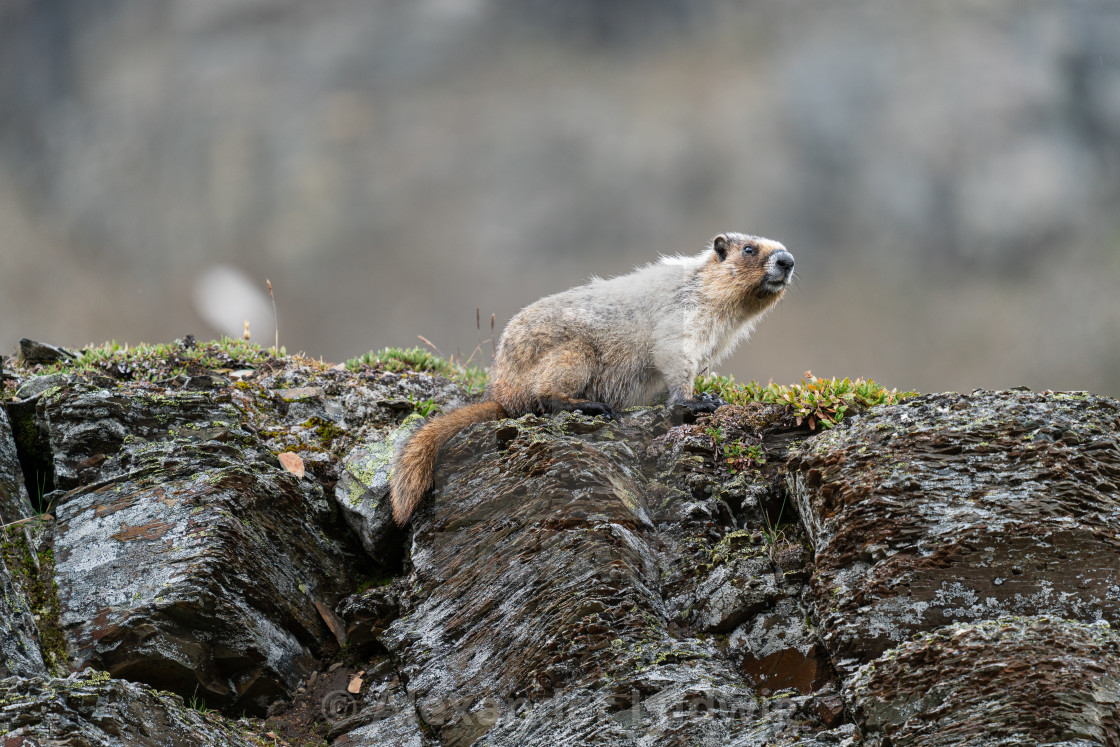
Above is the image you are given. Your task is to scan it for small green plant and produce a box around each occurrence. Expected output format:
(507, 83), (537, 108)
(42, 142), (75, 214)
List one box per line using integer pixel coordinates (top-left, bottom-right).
(188, 694), (211, 714)
(759, 497), (789, 563)
(346, 346), (488, 395)
(409, 393), (441, 418)
(719, 442), (766, 473)
(354, 572), (400, 594)
(695, 370), (916, 430)
(32, 470), (54, 517)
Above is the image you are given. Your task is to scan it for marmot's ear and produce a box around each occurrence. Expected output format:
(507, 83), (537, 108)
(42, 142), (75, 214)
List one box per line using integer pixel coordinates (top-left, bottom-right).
(713, 235), (729, 261)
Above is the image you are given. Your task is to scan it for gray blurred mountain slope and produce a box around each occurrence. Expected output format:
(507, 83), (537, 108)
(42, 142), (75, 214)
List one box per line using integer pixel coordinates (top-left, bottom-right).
(1, 0), (1119, 394)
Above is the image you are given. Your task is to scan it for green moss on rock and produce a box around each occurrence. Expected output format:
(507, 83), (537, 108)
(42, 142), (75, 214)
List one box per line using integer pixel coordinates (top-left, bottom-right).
(0, 523), (67, 675)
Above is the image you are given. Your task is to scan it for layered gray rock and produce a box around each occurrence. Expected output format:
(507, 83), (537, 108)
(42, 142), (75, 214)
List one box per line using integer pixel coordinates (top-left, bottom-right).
(846, 616), (1120, 745)
(25, 378), (367, 713)
(357, 408), (831, 747)
(0, 403), (33, 523)
(0, 669), (271, 746)
(0, 553), (46, 678)
(2, 357), (469, 715)
(53, 438), (359, 713)
(789, 390), (1120, 680)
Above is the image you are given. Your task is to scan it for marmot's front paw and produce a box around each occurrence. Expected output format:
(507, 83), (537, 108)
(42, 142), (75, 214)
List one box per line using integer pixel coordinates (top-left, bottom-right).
(670, 394), (726, 424)
(685, 393), (727, 414)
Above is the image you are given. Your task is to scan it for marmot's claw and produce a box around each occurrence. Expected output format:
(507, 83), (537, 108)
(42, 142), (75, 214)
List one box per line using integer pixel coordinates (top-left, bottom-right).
(577, 401), (620, 420)
(686, 394), (726, 414)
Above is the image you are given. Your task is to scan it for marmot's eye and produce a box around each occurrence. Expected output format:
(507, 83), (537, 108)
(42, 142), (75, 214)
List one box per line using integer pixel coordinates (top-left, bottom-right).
(742, 245), (757, 255)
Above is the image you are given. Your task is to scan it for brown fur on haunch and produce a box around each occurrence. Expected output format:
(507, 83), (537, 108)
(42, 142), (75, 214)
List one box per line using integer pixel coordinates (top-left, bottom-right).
(389, 232), (793, 524)
(390, 400), (507, 524)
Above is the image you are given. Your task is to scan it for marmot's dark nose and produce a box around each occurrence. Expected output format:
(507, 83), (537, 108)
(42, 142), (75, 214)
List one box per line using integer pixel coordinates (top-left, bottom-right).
(773, 250), (795, 274)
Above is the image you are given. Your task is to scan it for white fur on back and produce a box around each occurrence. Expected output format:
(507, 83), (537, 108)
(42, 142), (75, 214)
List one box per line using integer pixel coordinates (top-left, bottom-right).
(528, 250), (737, 405)
(493, 239), (782, 410)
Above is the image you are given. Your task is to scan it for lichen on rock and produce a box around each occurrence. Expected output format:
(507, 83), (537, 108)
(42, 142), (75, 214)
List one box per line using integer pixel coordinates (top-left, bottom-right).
(333, 412), (423, 566)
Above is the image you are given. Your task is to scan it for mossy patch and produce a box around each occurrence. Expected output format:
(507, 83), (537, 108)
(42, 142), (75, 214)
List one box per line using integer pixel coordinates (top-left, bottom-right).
(345, 346), (487, 395)
(1, 522), (67, 675)
(303, 417), (348, 448)
(354, 571), (401, 594)
(707, 530), (769, 569)
(13, 337), (308, 384)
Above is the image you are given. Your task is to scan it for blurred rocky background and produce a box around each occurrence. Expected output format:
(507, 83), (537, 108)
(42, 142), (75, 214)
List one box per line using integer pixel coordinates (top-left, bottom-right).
(1, 0), (1119, 395)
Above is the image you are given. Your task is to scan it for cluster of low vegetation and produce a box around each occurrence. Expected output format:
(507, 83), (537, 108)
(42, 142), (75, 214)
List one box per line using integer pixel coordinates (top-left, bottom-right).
(342, 352), (914, 427)
(12, 338), (289, 383)
(345, 346), (488, 395)
(8, 338), (912, 431)
(695, 370), (916, 430)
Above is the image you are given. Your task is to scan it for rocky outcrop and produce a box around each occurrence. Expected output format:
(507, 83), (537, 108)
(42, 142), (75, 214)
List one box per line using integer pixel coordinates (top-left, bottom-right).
(789, 390), (1120, 741)
(0, 553), (46, 678)
(845, 617), (1120, 745)
(0, 403), (33, 524)
(788, 391), (1120, 665)
(1, 345), (468, 728)
(35, 382), (359, 713)
(369, 409), (764, 746)
(0, 669), (270, 746)
(2, 344), (1119, 744)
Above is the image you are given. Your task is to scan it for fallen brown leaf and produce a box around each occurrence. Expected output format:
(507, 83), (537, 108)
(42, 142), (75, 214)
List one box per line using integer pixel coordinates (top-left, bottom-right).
(278, 451), (305, 479)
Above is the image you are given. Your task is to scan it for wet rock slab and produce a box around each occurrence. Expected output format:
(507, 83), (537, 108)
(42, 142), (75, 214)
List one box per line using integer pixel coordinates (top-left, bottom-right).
(37, 382), (365, 713)
(846, 616), (1120, 745)
(52, 440), (360, 713)
(0, 403), (33, 524)
(332, 415), (420, 566)
(789, 390), (1120, 678)
(0, 553), (47, 678)
(36, 382), (253, 492)
(365, 410), (830, 747)
(0, 669), (270, 746)
(730, 598), (831, 696)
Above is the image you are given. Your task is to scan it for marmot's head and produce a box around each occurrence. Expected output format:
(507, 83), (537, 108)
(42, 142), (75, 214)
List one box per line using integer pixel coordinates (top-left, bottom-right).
(708, 232), (795, 307)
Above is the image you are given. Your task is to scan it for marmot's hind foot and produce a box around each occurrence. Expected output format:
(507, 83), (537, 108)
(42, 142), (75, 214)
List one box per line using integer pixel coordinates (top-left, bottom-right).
(572, 400), (620, 420)
(536, 398), (620, 420)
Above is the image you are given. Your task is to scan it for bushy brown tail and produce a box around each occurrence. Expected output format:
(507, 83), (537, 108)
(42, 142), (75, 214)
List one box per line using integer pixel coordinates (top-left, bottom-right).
(390, 400), (507, 525)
